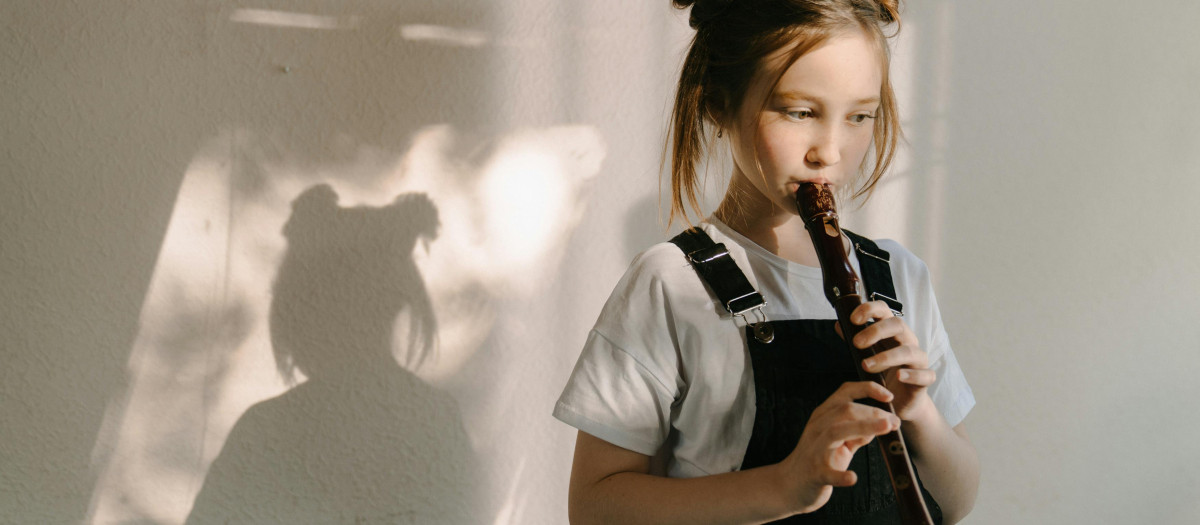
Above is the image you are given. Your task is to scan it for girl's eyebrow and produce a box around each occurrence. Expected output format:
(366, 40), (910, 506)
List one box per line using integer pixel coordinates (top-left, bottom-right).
(775, 89), (880, 106)
(774, 90), (818, 102)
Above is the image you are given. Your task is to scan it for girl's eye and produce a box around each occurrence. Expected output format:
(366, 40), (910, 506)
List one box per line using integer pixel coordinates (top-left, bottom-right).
(785, 109), (814, 121)
(850, 113), (877, 125)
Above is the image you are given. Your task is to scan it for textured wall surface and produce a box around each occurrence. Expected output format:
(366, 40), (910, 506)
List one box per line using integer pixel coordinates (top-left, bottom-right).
(2, 1), (1198, 524)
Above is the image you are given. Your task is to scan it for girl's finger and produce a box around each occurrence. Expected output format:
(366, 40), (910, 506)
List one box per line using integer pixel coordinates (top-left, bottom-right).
(848, 301), (891, 325)
(822, 468), (858, 488)
(840, 433), (877, 451)
(825, 416), (899, 446)
(862, 344), (928, 373)
(850, 300), (896, 325)
(852, 317), (915, 349)
(828, 380), (894, 405)
(895, 368), (936, 387)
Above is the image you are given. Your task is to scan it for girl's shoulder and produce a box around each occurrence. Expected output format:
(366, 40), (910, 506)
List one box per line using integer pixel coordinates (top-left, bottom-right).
(597, 225), (734, 325)
(616, 238), (707, 300)
(619, 221), (747, 291)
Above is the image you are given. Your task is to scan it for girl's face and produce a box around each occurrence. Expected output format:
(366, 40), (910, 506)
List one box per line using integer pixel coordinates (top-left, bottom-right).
(726, 29), (883, 215)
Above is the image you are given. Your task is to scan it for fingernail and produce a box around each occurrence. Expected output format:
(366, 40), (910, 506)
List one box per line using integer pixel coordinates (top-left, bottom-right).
(899, 370), (910, 381)
(863, 358), (875, 370)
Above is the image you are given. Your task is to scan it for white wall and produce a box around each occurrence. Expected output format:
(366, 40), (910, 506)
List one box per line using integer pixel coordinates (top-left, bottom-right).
(1, 1), (1197, 523)
(914, 1), (1200, 523)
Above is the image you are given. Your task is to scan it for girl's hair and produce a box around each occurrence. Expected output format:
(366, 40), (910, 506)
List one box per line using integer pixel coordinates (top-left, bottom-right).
(668, 0), (903, 225)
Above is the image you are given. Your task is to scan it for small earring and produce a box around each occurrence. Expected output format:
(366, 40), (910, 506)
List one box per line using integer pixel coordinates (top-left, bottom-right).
(717, 129), (723, 138)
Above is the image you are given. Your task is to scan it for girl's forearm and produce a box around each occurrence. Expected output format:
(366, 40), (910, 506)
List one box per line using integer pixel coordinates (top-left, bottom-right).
(570, 463), (797, 525)
(902, 398), (980, 524)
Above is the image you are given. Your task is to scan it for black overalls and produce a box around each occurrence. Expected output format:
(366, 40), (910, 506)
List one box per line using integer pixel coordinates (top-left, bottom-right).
(671, 228), (943, 525)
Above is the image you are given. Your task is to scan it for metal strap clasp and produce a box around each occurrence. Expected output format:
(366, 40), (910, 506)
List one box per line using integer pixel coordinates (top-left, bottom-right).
(870, 291), (904, 317)
(855, 242), (891, 263)
(733, 303), (773, 344)
(726, 292), (764, 317)
(686, 245), (729, 265)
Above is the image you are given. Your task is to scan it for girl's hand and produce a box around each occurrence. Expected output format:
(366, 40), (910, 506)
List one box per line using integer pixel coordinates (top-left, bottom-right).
(837, 300), (937, 421)
(778, 381), (901, 515)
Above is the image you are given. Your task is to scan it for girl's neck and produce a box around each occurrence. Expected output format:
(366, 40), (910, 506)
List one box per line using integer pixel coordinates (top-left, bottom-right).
(713, 178), (821, 268)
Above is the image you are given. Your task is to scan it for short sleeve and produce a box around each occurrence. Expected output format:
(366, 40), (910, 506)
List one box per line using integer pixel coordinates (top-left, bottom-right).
(553, 244), (693, 456)
(914, 275), (975, 428)
(553, 330), (676, 456)
(926, 331), (975, 428)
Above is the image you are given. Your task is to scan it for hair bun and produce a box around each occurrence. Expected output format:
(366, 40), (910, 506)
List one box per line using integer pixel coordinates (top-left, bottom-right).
(292, 183), (338, 213)
(676, 0), (733, 29)
(877, 0), (901, 23)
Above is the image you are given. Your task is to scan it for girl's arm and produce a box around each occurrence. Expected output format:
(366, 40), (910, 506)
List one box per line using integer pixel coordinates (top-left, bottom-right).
(903, 410), (979, 524)
(568, 381), (902, 525)
(569, 432), (792, 525)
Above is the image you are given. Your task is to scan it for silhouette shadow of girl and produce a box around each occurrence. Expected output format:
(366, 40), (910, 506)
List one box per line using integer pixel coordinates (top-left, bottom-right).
(187, 184), (477, 524)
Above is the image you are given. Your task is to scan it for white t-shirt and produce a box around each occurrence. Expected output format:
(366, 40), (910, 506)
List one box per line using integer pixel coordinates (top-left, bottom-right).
(554, 218), (975, 478)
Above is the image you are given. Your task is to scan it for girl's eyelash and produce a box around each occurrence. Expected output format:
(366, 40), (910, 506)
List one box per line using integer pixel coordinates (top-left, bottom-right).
(850, 113), (877, 124)
(782, 109), (877, 123)
(784, 109), (815, 120)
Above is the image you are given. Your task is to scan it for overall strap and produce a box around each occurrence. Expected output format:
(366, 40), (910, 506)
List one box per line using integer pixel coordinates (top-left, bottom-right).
(843, 229), (904, 317)
(669, 227), (765, 317)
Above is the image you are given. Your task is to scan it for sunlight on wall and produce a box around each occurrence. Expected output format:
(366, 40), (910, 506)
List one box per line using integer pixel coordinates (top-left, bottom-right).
(849, 18), (916, 245)
(920, 1), (954, 275)
(848, 1), (953, 277)
(480, 129), (603, 277)
(86, 129), (297, 524)
(385, 125), (605, 525)
(85, 124), (605, 524)
(230, 8), (361, 31)
(489, 456), (528, 525)
(381, 124), (605, 381)
(399, 24), (490, 48)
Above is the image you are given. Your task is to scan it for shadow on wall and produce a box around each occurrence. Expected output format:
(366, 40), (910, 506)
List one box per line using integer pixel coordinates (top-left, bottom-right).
(66, 1), (509, 522)
(186, 184), (476, 524)
(2, 0), (609, 521)
(2, 0), (505, 520)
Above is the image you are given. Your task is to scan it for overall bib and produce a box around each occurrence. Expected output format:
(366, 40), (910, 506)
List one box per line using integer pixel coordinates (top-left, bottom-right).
(671, 228), (943, 525)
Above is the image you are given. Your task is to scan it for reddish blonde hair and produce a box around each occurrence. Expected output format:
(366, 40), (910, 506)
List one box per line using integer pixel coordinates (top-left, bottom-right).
(668, 0), (903, 225)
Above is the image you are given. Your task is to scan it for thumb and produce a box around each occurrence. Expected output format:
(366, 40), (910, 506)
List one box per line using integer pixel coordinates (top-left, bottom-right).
(826, 468), (857, 487)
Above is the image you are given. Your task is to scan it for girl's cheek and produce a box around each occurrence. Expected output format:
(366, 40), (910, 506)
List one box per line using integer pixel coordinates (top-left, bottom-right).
(758, 132), (795, 166)
(848, 141), (872, 167)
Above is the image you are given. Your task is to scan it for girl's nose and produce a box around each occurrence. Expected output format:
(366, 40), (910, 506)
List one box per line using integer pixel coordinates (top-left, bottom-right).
(805, 129), (841, 167)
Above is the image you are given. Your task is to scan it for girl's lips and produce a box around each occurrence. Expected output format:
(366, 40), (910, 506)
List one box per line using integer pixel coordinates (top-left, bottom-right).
(788, 179), (831, 192)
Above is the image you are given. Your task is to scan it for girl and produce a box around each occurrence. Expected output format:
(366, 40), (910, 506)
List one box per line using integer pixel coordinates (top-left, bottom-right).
(554, 1), (979, 523)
